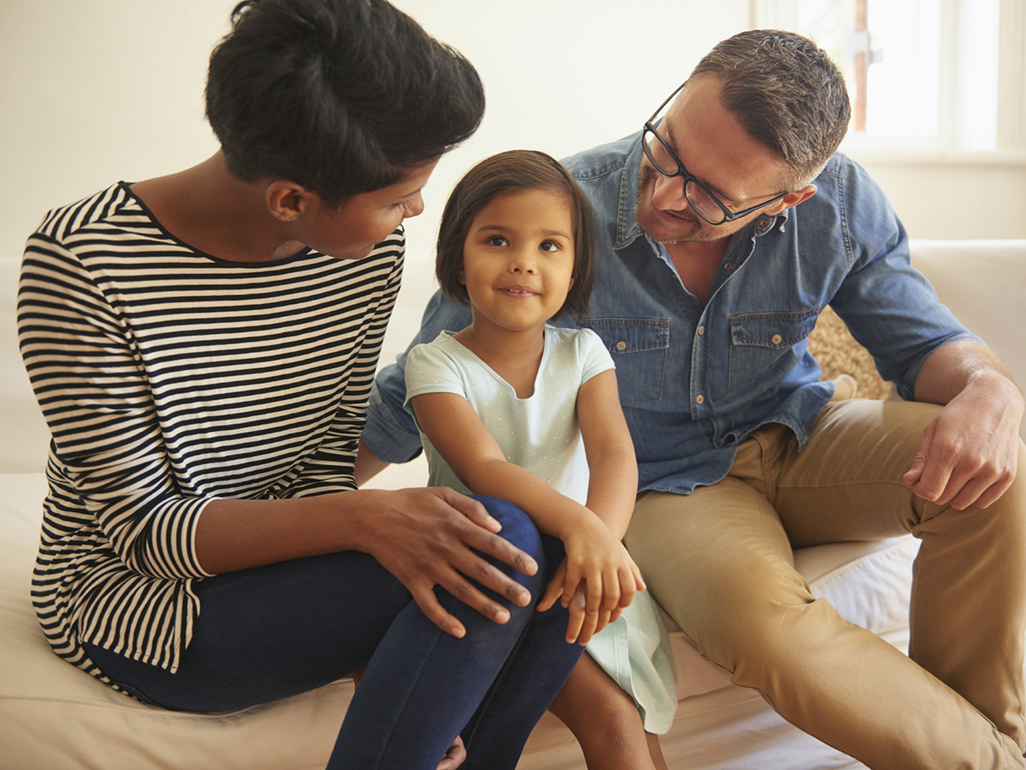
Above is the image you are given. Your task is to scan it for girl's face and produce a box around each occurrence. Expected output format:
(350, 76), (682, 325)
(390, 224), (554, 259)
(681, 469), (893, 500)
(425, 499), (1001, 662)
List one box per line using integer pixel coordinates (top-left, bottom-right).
(459, 188), (576, 337)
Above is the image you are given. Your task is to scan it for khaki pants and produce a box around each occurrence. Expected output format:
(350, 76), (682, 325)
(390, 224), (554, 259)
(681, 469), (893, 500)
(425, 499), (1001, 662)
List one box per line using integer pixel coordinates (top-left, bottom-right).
(626, 399), (1026, 770)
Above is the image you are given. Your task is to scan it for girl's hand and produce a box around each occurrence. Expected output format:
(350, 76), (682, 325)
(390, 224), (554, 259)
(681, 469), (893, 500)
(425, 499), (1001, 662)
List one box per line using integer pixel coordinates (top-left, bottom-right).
(358, 487), (538, 637)
(538, 517), (645, 645)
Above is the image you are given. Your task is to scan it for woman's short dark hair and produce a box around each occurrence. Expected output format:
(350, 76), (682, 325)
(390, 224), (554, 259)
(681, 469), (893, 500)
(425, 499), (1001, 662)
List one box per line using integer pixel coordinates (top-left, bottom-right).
(205, 0), (485, 207)
(689, 29), (852, 187)
(435, 150), (596, 322)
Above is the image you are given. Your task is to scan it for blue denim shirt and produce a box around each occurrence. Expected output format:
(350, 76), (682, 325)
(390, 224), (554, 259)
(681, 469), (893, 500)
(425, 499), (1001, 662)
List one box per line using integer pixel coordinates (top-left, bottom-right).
(363, 132), (977, 494)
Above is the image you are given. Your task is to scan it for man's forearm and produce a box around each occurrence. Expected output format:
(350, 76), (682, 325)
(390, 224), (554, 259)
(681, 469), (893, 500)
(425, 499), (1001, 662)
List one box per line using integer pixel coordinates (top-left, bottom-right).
(914, 340), (1023, 415)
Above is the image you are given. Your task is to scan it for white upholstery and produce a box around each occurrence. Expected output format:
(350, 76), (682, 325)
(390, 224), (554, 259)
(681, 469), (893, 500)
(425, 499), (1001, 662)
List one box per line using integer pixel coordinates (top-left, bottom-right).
(1, 240), (1023, 769)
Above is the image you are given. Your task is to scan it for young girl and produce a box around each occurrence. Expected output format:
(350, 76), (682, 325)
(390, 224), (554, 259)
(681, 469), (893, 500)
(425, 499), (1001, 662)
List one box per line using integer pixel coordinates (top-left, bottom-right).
(404, 150), (676, 770)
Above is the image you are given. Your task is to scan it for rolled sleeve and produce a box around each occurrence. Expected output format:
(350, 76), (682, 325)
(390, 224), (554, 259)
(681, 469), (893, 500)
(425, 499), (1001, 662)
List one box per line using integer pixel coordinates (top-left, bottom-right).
(363, 290), (474, 463)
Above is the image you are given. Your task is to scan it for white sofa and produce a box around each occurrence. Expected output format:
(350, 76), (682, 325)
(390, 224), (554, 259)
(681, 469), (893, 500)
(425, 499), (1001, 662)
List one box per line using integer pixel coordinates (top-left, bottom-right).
(2, 240), (1024, 769)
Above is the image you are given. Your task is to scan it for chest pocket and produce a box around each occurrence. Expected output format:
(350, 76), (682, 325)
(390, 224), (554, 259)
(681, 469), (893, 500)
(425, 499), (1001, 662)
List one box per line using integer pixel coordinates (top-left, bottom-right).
(728, 308), (819, 393)
(583, 318), (669, 403)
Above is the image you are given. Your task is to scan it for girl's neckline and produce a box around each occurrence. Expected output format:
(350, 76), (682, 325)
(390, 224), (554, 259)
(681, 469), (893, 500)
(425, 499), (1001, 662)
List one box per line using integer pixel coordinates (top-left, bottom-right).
(445, 327), (553, 401)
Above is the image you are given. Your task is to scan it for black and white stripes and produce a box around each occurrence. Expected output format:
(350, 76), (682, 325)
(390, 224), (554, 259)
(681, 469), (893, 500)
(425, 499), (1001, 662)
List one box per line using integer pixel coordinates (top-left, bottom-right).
(18, 182), (402, 680)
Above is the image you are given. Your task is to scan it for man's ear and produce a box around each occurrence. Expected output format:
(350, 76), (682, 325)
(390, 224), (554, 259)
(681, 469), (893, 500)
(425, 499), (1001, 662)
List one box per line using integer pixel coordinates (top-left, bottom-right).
(765, 184), (817, 216)
(266, 181), (314, 223)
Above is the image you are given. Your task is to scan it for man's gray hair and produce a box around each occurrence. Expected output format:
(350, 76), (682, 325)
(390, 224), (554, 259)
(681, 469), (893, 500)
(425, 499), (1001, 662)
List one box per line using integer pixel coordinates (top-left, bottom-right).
(689, 29), (851, 188)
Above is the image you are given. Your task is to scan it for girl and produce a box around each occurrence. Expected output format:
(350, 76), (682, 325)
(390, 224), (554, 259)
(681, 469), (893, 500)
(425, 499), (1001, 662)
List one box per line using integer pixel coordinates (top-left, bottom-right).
(405, 150), (677, 770)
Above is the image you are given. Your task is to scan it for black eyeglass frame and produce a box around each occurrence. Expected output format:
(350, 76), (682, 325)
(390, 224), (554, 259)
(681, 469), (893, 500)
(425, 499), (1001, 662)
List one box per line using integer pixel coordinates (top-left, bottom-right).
(641, 84), (793, 226)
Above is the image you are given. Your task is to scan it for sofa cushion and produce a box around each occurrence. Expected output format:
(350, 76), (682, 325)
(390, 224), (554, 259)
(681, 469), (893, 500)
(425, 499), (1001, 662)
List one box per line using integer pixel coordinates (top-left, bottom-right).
(0, 471), (918, 768)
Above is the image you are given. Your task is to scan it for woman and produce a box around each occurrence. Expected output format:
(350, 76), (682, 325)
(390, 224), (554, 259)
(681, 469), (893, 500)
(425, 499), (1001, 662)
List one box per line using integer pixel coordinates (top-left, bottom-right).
(17, 2), (582, 768)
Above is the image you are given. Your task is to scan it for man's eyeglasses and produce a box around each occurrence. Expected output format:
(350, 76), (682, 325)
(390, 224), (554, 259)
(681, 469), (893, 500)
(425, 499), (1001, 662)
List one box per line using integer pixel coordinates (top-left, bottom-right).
(642, 84), (792, 226)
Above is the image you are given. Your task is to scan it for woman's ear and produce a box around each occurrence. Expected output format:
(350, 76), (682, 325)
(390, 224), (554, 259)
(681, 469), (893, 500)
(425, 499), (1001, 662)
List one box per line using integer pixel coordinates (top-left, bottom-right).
(265, 181), (314, 223)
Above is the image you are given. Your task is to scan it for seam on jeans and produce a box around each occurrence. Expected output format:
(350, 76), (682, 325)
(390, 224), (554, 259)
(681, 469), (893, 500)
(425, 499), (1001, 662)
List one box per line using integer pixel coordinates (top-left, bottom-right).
(461, 609), (535, 752)
(370, 617), (446, 770)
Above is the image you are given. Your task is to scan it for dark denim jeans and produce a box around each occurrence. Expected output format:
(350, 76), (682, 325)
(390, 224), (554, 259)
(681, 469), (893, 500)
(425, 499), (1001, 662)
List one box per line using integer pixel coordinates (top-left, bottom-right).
(85, 497), (583, 770)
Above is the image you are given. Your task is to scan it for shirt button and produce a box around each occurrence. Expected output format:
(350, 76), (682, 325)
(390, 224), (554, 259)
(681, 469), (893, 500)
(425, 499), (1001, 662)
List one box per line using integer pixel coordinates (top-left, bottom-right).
(759, 218), (771, 228)
(698, 325), (705, 335)
(723, 262), (733, 271)
(696, 394), (705, 405)
(771, 333), (783, 345)
(615, 340), (627, 351)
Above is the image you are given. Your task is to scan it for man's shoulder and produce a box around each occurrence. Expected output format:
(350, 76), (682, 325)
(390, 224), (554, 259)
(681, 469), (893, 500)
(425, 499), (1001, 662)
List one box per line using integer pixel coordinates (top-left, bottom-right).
(810, 152), (886, 200)
(560, 131), (641, 182)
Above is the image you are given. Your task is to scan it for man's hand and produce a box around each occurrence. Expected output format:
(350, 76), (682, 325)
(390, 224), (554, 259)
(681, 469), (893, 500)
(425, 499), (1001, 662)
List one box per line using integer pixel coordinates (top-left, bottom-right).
(356, 487), (538, 637)
(905, 353), (1024, 509)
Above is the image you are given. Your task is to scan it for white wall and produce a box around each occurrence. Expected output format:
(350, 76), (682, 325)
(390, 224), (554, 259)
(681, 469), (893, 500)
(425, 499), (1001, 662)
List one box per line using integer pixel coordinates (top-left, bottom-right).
(1, 0), (1023, 268)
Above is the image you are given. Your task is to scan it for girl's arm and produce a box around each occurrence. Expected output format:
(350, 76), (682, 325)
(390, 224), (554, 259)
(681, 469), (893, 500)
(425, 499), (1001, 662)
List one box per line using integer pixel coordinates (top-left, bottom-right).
(577, 369), (640, 539)
(411, 386), (641, 643)
(537, 369), (643, 641)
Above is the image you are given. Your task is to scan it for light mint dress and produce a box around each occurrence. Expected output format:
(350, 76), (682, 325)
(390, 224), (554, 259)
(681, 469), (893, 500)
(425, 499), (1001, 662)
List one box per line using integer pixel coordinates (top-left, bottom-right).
(405, 326), (677, 733)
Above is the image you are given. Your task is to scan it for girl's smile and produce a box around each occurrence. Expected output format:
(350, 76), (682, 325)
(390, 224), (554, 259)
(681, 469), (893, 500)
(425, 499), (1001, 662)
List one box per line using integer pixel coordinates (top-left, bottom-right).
(457, 188), (576, 338)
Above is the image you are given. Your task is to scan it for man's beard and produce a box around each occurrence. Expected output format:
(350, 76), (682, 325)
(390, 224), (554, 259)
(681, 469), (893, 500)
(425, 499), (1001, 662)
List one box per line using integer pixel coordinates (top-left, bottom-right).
(634, 165), (720, 245)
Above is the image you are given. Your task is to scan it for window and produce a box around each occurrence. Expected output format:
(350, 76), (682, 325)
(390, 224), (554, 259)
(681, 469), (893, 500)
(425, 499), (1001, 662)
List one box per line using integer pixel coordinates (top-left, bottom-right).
(750, 0), (1026, 158)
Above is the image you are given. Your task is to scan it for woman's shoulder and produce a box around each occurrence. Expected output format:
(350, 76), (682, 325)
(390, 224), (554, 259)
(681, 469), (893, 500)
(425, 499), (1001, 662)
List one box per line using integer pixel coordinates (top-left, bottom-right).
(33, 183), (139, 243)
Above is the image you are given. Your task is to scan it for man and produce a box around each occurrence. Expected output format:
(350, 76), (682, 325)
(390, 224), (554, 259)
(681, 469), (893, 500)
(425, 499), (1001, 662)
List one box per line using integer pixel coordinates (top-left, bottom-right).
(360, 29), (1026, 769)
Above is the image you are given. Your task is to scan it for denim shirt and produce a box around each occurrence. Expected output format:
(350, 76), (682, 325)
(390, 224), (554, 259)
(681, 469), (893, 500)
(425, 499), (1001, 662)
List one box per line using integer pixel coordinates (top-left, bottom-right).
(363, 132), (977, 495)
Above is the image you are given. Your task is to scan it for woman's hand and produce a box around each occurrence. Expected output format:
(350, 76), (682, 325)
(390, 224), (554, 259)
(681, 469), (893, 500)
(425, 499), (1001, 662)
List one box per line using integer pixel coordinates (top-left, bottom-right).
(536, 515), (644, 645)
(355, 487), (538, 638)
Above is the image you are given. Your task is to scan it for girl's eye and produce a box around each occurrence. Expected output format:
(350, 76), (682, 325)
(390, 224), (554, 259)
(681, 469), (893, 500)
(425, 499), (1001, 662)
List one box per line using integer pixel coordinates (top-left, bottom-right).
(487, 235), (509, 247)
(539, 240), (560, 252)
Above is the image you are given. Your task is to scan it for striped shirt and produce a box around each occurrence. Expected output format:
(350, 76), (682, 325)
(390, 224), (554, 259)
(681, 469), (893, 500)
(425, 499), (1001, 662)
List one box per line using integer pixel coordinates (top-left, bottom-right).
(17, 182), (403, 682)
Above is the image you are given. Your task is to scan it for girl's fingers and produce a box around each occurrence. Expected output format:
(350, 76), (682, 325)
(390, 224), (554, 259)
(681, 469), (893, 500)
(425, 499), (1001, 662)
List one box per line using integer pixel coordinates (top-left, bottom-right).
(536, 574), (564, 613)
(575, 602), (602, 645)
(565, 588), (587, 643)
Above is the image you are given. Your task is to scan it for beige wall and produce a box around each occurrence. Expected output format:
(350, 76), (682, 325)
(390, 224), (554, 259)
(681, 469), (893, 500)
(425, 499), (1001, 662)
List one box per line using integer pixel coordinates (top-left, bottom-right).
(1, 0), (1023, 268)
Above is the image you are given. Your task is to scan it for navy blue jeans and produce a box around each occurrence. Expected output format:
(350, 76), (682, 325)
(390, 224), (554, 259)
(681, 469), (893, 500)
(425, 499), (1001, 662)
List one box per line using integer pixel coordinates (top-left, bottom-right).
(85, 497), (583, 770)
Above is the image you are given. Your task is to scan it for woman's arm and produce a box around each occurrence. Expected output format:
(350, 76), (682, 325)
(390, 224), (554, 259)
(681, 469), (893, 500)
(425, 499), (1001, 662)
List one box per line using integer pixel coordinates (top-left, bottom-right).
(195, 488), (538, 638)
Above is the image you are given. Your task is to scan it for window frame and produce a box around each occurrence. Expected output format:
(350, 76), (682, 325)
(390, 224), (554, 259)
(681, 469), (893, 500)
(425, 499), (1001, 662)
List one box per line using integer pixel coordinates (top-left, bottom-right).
(748, 0), (1026, 165)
